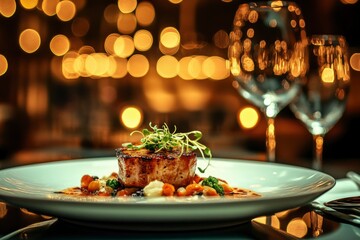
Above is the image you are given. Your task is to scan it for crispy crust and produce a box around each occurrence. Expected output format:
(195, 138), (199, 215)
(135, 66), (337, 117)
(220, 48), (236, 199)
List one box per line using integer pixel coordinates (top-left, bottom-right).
(116, 148), (197, 188)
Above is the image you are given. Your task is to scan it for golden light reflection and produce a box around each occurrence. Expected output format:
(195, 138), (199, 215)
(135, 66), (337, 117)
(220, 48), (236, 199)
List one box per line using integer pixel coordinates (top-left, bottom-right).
(0, 55), (8, 76)
(114, 35), (135, 58)
(178, 57), (193, 80)
(160, 27), (180, 49)
(104, 33), (120, 55)
(109, 55), (128, 78)
(156, 55), (178, 78)
(238, 107), (259, 129)
(253, 216), (280, 229)
(50, 34), (70, 56)
(135, 1), (155, 26)
(120, 106), (143, 129)
(62, 51), (80, 79)
(286, 218), (308, 238)
(19, 29), (41, 53)
(117, 13), (137, 34)
(189, 56), (207, 80)
(134, 29), (153, 51)
(350, 52), (360, 71)
(0, 0), (16, 18)
(56, 1), (76, 22)
(321, 67), (335, 83)
(20, 0), (37, 9)
(42, 0), (59, 17)
(127, 54), (149, 77)
(118, 0), (137, 14)
(203, 56), (229, 80)
(85, 53), (109, 77)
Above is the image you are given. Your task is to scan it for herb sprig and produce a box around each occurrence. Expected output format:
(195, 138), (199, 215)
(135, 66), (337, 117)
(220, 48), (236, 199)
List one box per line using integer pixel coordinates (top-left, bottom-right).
(122, 122), (212, 173)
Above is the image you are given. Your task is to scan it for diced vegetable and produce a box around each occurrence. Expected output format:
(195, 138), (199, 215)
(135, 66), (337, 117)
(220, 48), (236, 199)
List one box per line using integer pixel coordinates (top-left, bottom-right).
(201, 176), (224, 196)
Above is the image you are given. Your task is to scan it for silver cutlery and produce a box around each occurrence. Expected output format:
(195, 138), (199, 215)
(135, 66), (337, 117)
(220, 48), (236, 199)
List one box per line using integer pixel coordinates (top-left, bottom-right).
(311, 200), (360, 227)
(0, 218), (57, 240)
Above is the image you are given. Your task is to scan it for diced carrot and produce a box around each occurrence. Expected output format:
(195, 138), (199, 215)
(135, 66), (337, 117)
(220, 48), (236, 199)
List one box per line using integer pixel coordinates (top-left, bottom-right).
(88, 180), (100, 192)
(81, 175), (94, 189)
(162, 183), (175, 196)
(202, 186), (219, 196)
(185, 183), (203, 196)
(116, 188), (138, 197)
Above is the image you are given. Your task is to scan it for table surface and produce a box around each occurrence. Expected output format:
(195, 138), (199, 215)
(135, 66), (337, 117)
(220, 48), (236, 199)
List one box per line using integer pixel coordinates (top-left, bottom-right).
(0, 201), (359, 240)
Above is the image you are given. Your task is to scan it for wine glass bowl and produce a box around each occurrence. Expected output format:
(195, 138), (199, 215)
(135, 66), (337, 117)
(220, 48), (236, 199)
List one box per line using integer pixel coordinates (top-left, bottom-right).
(228, 1), (308, 161)
(290, 35), (351, 170)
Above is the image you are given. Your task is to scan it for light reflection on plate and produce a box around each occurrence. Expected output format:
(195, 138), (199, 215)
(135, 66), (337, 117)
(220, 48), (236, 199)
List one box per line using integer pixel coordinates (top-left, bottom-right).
(0, 157), (335, 231)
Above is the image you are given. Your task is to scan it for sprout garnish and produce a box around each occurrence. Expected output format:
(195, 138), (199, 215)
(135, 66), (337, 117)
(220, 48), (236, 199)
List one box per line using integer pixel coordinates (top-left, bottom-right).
(122, 122), (212, 173)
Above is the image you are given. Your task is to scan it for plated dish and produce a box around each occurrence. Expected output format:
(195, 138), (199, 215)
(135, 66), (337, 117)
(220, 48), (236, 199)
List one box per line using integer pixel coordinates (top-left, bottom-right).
(0, 157), (335, 230)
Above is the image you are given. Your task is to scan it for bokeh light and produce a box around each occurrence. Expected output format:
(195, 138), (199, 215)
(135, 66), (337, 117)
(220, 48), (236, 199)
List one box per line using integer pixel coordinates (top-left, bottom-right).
(156, 55), (178, 78)
(0, 0), (16, 18)
(19, 29), (41, 54)
(135, 1), (155, 26)
(56, 0), (76, 22)
(238, 107), (259, 129)
(0, 54), (8, 76)
(114, 35), (135, 58)
(50, 34), (70, 56)
(120, 106), (143, 129)
(127, 54), (149, 77)
(42, 0), (59, 17)
(117, 13), (137, 34)
(118, 0), (137, 14)
(20, 0), (38, 10)
(133, 29), (153, 51)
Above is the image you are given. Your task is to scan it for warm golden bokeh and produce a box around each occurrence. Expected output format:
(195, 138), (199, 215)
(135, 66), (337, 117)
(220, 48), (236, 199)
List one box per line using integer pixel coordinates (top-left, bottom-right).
(135, 1), (155, 26)
(56, 0), (76, 22)
(42, 0), (59, 16)
(0, 0), (16, 18)
(118, 0), (137, 14)
(114, 35), (135, 58)
(238, 107), (259, 129)
(20, 0), (38, 10)
(133, 29), (153, 51)
(120, 106), (143, 129)
(19, 29), (41, 53)
(117, 13), (137, 34)
(50, 34), (70, 56)
(0, 54), (8, 76)
(156, 55), (178, 78)
(127, 54), (149, 78)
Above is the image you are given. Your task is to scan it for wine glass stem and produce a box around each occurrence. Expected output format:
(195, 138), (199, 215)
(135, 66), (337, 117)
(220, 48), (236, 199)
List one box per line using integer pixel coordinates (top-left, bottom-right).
(312, 134), (324, 170)
(266, 117), (276, 162)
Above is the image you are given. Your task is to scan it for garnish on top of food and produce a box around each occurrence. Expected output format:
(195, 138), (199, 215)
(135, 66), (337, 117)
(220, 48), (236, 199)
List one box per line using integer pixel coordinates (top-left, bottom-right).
(122, 122), (212, 173)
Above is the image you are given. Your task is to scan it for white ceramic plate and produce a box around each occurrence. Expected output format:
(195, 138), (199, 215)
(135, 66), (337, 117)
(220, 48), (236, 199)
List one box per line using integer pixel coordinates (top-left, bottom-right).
(0, 157), (335, 231)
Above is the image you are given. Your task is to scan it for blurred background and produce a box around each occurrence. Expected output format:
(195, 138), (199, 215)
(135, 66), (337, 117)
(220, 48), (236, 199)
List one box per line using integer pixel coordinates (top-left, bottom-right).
(0, 0), (359, 176)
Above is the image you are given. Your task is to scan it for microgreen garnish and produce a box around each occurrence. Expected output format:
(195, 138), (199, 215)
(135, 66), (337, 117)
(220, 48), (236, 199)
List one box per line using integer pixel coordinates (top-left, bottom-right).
(122, 122), (212, 173)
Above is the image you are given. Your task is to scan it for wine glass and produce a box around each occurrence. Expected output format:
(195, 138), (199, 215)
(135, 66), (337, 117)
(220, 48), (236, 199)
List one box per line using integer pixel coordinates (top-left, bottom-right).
(290, 35), (351, 170)
(228, 1), (308, 161)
